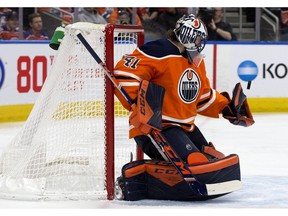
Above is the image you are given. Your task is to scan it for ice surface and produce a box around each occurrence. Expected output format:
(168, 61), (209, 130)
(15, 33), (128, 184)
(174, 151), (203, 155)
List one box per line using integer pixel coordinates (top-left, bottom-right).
(0, 113), (287, 214)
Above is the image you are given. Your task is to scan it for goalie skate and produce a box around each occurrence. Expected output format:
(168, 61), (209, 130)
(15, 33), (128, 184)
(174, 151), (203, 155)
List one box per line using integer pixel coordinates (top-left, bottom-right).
(114, 176), (124, 200)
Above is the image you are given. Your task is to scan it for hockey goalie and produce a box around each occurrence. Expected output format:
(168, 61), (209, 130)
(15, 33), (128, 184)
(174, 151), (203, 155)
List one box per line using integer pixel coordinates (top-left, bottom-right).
(112, 13), (255, 201)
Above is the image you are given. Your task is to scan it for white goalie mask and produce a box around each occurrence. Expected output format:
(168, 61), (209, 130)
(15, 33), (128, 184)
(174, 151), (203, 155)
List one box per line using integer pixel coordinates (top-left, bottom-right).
(173, 14), (208, 67)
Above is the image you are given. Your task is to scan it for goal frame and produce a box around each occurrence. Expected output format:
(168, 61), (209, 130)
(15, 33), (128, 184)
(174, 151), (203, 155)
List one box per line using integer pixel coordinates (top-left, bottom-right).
(0, 23), (145, 201)
(104, 24), (144, 200)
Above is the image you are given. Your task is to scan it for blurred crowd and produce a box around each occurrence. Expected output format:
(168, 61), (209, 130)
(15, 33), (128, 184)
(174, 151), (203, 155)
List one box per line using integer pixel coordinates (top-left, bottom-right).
(0, 8), (49, 40)
(1, 7), (288, 41)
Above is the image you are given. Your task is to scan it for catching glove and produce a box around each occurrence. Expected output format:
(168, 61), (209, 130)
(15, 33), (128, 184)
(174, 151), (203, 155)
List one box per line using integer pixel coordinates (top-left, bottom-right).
(222, 83), (255, 127)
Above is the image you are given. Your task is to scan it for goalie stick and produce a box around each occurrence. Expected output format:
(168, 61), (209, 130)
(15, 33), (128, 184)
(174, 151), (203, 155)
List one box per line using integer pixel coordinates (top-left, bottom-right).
(76, 32), (240, 197)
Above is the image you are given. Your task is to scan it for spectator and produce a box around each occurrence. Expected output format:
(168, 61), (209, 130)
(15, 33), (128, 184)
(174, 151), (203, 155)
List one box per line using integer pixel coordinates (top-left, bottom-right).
(0, 10), (19, 40)
(23, 8), (35, 30)
(77, 7), (107, 24)
(138, 8), (159, 22)
(24, 13), (49, 40)
(108, 8), (142, 26)
(0, 8), (11, 26)
(96, 7), (114, 22)
(157, 8), (185, 31)
(199, 7), (237, 41)
(117, 9), (132, 25)
(280, 8), (288, 41)
(138, 8), (166, 40)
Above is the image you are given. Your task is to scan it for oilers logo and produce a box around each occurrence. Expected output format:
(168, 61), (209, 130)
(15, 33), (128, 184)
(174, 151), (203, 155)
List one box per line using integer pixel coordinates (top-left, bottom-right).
(0, 58), (5, 89)
(178, 68), (200, 103)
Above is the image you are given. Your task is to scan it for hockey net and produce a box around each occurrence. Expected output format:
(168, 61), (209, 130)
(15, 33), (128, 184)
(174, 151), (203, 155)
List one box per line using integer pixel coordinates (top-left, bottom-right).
(0, 23), (144, 200)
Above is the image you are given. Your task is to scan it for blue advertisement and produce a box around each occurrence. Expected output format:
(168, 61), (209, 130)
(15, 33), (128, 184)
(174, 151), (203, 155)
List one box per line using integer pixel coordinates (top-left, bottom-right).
(237, 60), (258, 82)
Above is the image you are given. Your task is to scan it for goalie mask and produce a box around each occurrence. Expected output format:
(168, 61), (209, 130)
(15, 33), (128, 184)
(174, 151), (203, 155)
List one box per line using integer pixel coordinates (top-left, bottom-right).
(173, 14), (208, 67)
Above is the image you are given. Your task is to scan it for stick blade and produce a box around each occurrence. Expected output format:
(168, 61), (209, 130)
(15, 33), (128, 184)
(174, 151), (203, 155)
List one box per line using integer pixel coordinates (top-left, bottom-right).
(206, 180), (242, 196)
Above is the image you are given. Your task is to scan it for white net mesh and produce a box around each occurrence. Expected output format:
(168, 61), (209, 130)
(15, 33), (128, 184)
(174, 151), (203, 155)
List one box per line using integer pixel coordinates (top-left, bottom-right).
(0, 23), (142, 200)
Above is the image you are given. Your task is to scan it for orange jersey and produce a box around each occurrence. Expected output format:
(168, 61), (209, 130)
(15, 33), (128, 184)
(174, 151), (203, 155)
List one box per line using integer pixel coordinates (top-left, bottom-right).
(114, 39), (229, 138)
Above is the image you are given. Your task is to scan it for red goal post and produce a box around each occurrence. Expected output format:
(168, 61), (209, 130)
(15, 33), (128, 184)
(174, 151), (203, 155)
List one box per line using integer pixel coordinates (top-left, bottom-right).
(104, 24), (145, 200)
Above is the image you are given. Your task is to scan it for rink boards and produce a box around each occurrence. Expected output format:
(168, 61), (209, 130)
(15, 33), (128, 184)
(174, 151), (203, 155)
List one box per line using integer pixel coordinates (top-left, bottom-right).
(1, 41), (288, 122)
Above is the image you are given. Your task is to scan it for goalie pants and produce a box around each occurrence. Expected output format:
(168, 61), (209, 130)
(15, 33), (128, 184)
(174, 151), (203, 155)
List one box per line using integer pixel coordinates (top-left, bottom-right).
(134, 125), (209, 162)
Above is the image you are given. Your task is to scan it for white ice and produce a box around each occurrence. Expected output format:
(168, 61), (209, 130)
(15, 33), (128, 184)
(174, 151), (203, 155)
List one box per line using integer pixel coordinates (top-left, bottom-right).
(0, 113), (287, 214)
